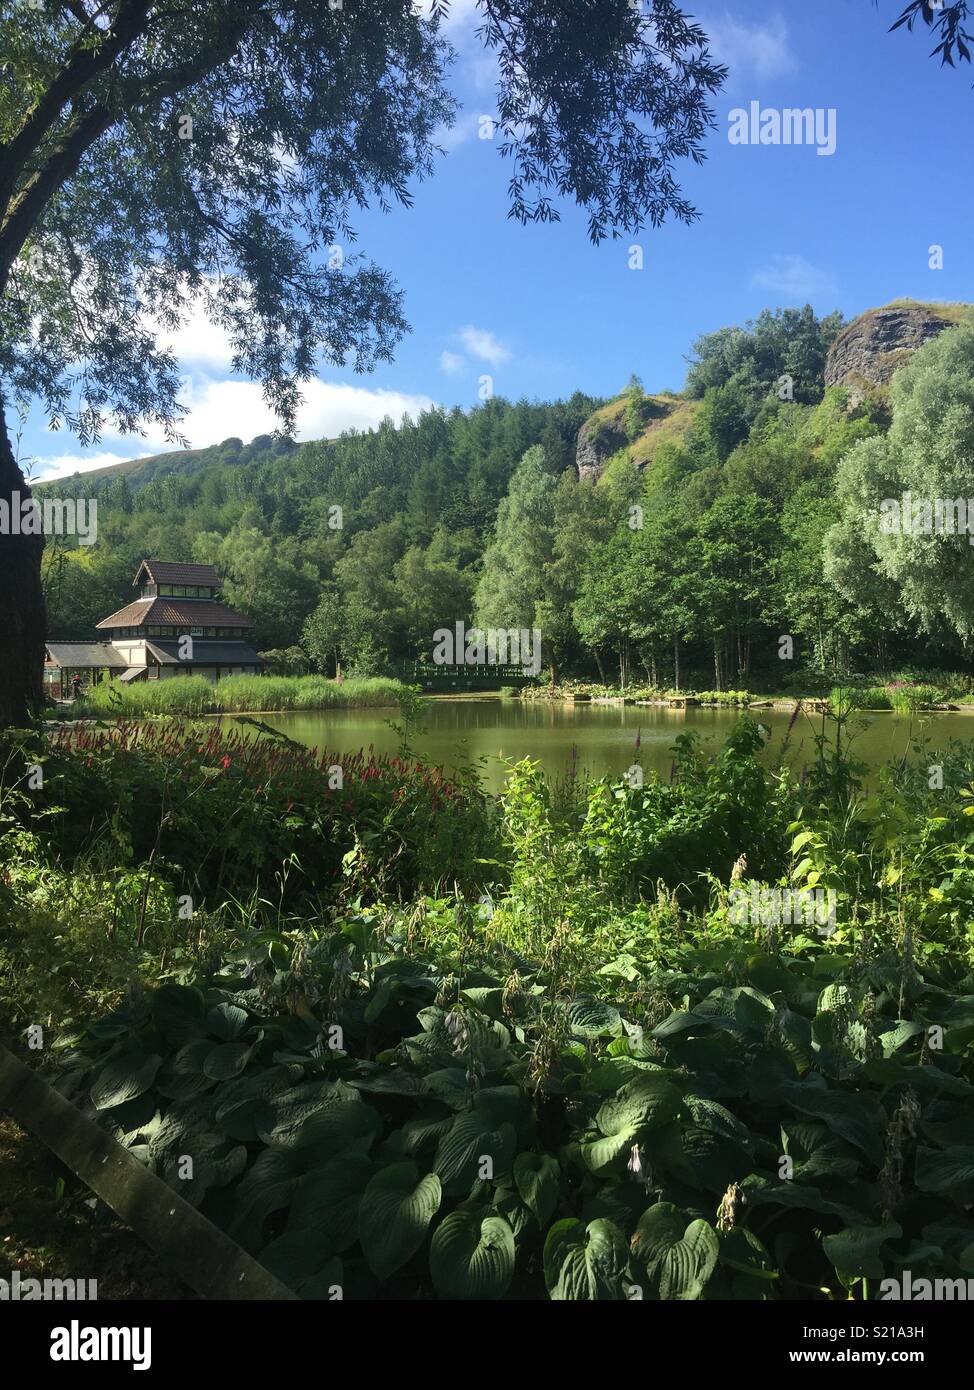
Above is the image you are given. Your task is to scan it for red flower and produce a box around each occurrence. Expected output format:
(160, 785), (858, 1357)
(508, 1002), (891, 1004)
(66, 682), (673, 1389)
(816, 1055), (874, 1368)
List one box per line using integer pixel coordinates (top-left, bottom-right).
(221, 755), (232, 770)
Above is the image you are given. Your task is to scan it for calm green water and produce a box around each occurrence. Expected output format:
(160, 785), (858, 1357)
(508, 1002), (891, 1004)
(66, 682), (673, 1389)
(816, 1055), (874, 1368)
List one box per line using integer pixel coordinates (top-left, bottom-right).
(220, 697), (974, 794)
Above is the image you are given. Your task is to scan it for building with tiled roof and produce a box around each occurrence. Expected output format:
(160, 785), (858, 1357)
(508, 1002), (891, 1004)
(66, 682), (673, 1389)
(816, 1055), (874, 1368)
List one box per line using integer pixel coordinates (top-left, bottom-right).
(44, 559), (262, 695)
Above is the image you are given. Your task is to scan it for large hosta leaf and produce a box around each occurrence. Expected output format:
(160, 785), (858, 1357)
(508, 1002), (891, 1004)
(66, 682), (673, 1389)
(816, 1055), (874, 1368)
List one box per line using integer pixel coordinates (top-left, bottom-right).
(631, 1203), (719, 1300)
(583, 1075), (682, 1174)
(544, 1218), (628, 1300)
(157, 1039), (218, 1102)
(916, 1146), (974, 1196)
(596, 1076), (683, 1138)
(359, 1163), (442, 1280)
(433, 1112), (517, 1191)
(286, 1154), (376, 1254)
(203, 1036), (259, 1081)
(823, 1223), (903, 1279)
(780, 1083), (886, 1166)
(206, 1001), (250, 1040)
(89, 1047), (161, 1111)
(685, 1096), (753, 1153)
(513, 1152), (560, 1228)
(430, 1211), (515, 1299)
(567, 998), (622, 1038)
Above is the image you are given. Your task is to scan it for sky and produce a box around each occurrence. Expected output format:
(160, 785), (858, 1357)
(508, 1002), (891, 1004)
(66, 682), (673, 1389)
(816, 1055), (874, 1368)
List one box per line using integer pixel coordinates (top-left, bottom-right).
(27, 0), (974, 481)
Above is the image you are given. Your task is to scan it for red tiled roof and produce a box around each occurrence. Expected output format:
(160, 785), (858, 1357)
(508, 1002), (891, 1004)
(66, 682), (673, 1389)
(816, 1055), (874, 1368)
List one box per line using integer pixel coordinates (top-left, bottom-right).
(134, 559), (220, 587)
(96, 598), (251, 629)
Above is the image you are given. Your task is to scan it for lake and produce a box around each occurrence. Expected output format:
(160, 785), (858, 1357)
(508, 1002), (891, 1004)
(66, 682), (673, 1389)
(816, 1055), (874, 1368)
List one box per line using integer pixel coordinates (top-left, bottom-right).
(221, 697), (974, 794)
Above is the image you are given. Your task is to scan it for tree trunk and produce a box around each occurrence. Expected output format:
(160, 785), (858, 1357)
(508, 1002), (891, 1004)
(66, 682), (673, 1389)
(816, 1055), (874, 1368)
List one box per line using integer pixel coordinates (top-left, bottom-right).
(673, 635), (680, 693)
(593, 651), (606, 682)
(0, 406), (45, 727)
(713, 636), (721, 692)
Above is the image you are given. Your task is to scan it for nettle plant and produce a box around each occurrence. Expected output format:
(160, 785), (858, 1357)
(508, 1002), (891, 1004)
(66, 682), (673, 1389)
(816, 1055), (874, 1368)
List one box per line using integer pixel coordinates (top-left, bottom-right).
(47, 907), (974, 1300)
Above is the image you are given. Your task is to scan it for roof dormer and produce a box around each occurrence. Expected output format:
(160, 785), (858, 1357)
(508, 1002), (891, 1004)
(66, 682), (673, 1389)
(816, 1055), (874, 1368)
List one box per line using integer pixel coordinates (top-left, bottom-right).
(133, 559), (220, 601)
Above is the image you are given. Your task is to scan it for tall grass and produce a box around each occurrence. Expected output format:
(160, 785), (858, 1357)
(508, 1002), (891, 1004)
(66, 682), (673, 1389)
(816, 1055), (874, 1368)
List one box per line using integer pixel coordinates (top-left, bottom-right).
(831, 682), (943, 712)
(71, 674), (410, 716)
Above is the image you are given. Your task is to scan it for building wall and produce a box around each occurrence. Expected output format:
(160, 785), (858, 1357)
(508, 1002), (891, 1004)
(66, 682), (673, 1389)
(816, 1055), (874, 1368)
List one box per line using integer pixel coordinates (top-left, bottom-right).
(110, 640), (149, 666)
(157, 665), (259, 683)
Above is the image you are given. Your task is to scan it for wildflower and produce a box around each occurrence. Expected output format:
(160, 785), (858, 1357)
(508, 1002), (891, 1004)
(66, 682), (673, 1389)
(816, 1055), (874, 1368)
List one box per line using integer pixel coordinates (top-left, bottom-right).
(220, 755), (231, 770)
(627, 1144), (652, 1189)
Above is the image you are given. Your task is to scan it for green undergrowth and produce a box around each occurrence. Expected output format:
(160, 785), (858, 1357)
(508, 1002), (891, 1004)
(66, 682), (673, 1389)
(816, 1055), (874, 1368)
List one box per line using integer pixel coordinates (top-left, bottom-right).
(5, 713), (974, 1298)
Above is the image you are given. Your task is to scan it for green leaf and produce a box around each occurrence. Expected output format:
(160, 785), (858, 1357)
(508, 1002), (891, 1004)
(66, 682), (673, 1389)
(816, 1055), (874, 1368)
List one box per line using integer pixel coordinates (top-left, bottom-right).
(89, 1047), (162, 1111)
(631, 1203), (719, 1299)
(823, 1223), (903, 1280)
(157, 1039), (216, 1101)
(206, 1001), (250, 1040)
(685, 1095), (753, 1153)
(286, 1154), (375, 1254)
(718, 1227), (778, 1281)
(596, 1075), (683, 1139)
(513, 1152), (560, 1227)
(433, 1112), (517, 1191)
(203, 1038), (257, 1081)
(429, 1211), (515, 1299)
(359, 1163), (442, 1280)
(916, 1146), (974, 1195)
(567, 997), (622, 1038)
(781, 1083), (886, 1166)
(543, 1218), (628, 1300)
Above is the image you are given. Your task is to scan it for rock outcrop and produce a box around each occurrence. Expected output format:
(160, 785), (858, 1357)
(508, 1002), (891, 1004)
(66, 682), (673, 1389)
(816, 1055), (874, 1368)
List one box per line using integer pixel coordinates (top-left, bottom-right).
(575, 393), (699, 483)
(825, 301), (964, 406)
(575, 417), (628, 482)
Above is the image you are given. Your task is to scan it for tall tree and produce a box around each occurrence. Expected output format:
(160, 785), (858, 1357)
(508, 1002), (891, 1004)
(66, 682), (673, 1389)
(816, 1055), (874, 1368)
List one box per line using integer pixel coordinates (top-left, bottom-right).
(0, 0), (726, 725)
(825, 318), (974, 646)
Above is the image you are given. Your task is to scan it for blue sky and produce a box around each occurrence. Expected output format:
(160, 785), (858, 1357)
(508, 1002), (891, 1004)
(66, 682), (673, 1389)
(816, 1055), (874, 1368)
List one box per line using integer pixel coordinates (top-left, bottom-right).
(29, 0), (974, 480)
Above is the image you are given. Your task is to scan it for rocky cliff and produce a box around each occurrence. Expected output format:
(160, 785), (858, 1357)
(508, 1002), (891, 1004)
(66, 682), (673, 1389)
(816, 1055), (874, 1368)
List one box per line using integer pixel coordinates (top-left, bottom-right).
(824, 300), (967, 405)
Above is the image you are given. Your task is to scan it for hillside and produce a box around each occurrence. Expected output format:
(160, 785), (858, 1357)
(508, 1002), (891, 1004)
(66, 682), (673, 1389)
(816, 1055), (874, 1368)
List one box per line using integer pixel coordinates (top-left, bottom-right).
(36, 297), (974, 689)
(576, 390), (702, 483)
(38, 433), (300, 494)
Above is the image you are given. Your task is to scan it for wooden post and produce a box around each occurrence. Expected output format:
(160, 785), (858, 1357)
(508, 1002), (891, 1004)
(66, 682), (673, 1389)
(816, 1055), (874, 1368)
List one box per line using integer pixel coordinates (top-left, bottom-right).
(0, 1045), (298, 1301)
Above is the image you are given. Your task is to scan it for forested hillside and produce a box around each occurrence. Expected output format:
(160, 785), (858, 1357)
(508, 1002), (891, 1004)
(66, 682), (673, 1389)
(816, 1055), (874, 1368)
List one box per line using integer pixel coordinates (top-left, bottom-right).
(41, 300), (974, 687)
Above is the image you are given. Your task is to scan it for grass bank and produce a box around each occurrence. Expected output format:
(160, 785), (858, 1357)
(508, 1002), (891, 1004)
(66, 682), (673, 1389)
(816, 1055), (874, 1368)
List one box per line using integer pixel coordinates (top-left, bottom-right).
(70, 673), (410, 717)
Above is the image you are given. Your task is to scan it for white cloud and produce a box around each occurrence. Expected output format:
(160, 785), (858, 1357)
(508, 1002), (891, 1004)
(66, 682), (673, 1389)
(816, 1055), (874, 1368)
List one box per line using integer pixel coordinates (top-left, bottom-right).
(439, 350), (466, 373)
(433, 112), (482, 152)
(751, 254), (838, 302)
(179, 378), (435, 447)
(157, 300), (237, 374)
(458, 324), (511, 365)
(32, 450), (146, 483)
(705, 13), (796, 81)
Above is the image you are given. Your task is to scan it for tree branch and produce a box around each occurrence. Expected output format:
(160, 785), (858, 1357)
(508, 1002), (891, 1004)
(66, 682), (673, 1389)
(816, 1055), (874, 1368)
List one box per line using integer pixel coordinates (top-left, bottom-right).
(0, 3), (266, 291)
(0, 0), (155, 214)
